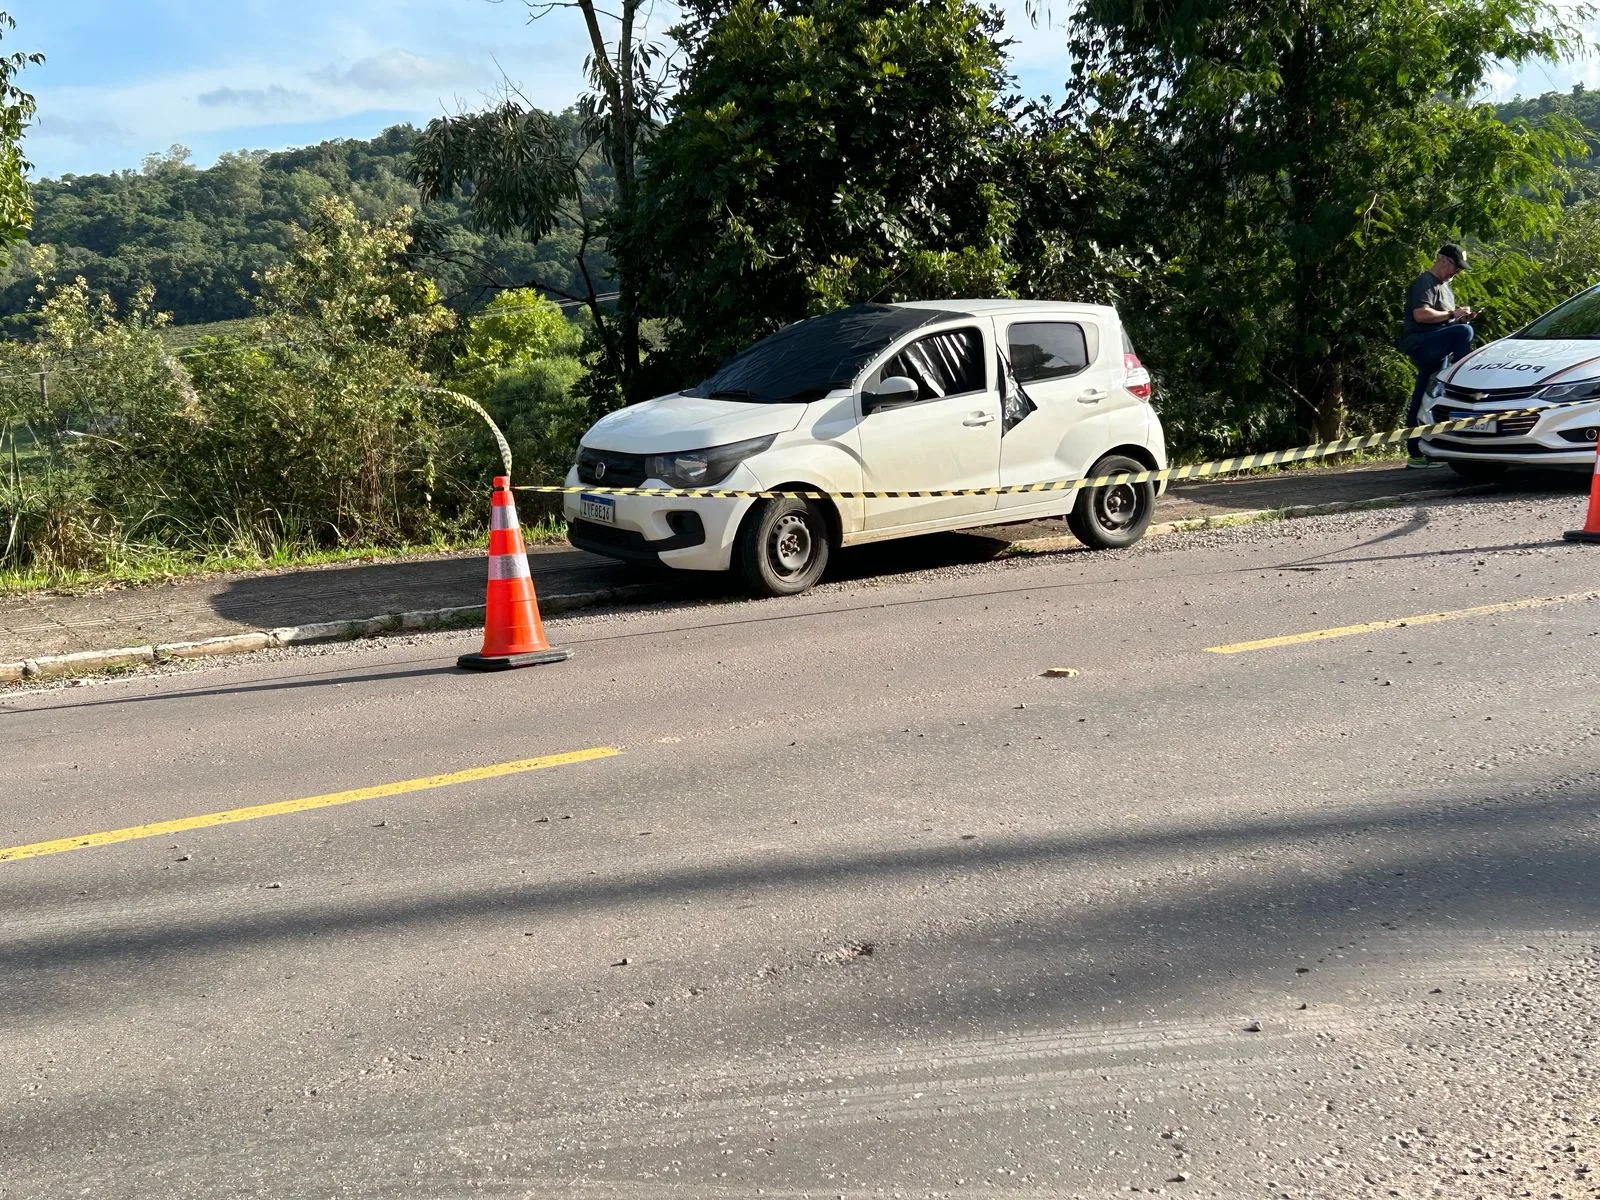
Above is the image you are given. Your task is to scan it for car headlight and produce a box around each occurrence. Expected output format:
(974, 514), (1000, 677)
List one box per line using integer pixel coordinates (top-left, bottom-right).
(1535, 378), (1600, 403)
(646, 435), (776, 489)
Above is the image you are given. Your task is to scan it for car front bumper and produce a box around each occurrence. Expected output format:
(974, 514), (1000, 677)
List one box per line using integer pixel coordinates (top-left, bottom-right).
(1419, 398), (1600, 468)
(561, 465), (756, 571)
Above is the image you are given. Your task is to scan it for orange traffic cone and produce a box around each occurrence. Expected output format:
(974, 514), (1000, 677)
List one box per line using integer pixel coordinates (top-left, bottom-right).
(458, 477), (572, 670)
(1566, 440), (1600, 545)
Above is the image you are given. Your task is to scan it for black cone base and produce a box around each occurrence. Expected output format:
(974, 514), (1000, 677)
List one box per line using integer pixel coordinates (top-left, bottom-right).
(1564, 529), (1600, 544)
(457, 648), (573, 671)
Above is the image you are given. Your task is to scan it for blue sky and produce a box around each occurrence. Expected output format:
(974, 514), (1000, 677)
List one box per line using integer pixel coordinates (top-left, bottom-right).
(9, 0), (1599, 180)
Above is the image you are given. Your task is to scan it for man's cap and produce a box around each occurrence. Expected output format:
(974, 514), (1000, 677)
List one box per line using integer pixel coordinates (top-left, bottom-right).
(1439, 243), (1468, 269)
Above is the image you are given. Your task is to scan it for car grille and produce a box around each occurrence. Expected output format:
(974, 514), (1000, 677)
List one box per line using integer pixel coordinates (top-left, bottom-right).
(1497, 414), (1539, 435)
(576, 447), (649, 488)
(1419, 438), (1576, 456)
(1440, 381), (1547, 404)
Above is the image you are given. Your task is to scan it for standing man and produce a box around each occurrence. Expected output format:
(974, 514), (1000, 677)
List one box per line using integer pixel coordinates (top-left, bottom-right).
(1399, 243), (1475, 467)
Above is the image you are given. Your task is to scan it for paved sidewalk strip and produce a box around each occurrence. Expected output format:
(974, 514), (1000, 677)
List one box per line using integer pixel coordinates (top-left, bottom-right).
(0, 463), (1576, 674)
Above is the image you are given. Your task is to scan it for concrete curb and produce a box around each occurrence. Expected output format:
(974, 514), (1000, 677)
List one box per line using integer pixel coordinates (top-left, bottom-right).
(1006, 484), (1490, 554)
(0, 484), (1492, 685)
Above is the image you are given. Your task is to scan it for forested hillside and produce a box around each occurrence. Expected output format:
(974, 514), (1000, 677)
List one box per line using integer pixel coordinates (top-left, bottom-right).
(0, 121), (613, 330)
(1498, 86), (1600, 199)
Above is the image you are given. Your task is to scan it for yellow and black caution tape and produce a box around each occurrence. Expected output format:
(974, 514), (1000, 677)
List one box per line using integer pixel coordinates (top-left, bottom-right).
(507, 401), (1596, 501)
(409, 385), (515, 477)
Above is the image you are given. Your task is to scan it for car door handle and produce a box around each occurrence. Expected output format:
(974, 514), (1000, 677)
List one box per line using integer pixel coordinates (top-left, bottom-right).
(1078, 388), (1107, 404)
(963, 412), (996, 426)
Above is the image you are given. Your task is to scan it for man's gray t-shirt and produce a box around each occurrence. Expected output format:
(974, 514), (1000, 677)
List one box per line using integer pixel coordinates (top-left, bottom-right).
(1402, 270), (1455, 340)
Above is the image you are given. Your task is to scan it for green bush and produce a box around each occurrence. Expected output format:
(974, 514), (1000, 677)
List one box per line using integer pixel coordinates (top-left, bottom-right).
(449, 289), (588, 493)
(0, 198), (486, 580)
(482, 356), (587, 487)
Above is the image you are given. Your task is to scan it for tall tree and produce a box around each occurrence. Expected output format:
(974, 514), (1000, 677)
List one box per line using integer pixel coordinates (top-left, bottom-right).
(0, 10), (42, 246)
(625, 0), (1017, 384)
(1066, 0), (1588, 441)
(410, 0), (668, 404)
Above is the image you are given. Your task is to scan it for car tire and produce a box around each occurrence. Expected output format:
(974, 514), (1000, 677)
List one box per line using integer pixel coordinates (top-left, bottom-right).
(736, 497), (831, 597)
(1067, 453), (1157, 549)
(1446, 460), (1509, 483)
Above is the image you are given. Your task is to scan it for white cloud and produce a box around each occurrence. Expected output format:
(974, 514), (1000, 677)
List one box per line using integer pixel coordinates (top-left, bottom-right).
(197, 84), (313, 112)
(30, 113), (133, 147)
(20, 0), (603, 176)
(1495, 54), (1600, 101)
(24, 46), (556, 176)
(311, 49), (474, 95)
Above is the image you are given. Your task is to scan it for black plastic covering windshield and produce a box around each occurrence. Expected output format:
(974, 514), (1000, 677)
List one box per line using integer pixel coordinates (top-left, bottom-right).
(1518, 286), (1600, 340)
(686, 304), (971, 403)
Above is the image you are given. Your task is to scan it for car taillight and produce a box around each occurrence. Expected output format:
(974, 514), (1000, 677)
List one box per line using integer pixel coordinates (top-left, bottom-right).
(1123, 351), (1152, 402)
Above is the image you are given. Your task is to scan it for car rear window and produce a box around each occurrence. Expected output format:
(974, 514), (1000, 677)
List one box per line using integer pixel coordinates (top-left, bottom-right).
(880, 328), (986, 400)
(1008, 321), (1095, 382)
(1518, 287), (1600, 340)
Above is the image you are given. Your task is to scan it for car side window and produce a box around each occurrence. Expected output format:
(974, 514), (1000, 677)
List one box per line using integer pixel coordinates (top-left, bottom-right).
(1008, 322), (1096, 383)
(879, 327), (986, 401)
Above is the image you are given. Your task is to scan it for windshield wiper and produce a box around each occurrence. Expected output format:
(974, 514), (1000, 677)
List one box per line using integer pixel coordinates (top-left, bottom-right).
(706, 388), (763, 401)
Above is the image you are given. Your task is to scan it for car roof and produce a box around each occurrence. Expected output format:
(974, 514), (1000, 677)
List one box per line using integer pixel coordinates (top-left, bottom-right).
(893, 298), (1118, 320)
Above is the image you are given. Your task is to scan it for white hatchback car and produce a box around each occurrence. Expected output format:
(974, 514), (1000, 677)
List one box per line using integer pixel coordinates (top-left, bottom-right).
(564, 300), (1168, 595)
(1421, 284), (1600, 478)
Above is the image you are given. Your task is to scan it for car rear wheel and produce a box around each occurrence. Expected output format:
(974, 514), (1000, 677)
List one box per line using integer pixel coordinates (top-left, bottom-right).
(1447, 460), (1510, 483)
(1067, 453), (1157, 549)
(736, 497), (831, 597)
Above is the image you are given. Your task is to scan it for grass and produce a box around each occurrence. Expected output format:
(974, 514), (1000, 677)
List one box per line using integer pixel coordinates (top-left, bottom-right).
(0, 515), (571, 596)
(1276, 443), (1407, 471)
(1167, 442), (1407, 483)
(159, 318), (261, 351)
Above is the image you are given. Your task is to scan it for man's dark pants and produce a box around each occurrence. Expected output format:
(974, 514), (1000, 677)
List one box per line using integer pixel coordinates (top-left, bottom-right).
(1402, 323), (1474, 455)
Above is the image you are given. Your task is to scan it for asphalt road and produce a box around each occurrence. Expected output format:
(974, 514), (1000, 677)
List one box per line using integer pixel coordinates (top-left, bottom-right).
(3, 491), (1599, 1199)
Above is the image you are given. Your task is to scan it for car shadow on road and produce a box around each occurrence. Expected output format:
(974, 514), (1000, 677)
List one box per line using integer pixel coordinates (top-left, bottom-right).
(198, 531), (1035, 632)
(1163, 462), (1587, 515)
(204, 555), (491, 631)
(829, 531), (1022, 580)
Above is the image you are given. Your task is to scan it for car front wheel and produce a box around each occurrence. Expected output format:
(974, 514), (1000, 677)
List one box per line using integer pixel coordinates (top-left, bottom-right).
(736, 497), (832, 597)
(1067, 453), (1157, 549)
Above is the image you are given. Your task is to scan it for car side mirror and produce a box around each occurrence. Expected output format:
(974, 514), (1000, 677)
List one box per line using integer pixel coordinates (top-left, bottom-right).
(862, 375), (919, 414)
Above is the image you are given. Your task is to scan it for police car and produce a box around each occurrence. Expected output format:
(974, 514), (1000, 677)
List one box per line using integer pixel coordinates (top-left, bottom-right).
(1421, 284), (1600, 479)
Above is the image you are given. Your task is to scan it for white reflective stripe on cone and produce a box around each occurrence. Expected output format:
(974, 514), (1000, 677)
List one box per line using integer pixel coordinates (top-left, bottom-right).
(490, 504), (520, 530)
(487, 554), (532, 580)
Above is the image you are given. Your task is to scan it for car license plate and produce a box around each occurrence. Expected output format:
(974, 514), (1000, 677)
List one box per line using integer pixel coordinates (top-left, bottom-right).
(579, 494), (615, 524)
(1470, 415), (1497, 434)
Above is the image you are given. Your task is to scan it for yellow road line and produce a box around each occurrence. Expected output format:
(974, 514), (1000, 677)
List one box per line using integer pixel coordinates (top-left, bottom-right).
(0, 746), (620, 865)
(1205, 590), (1600, 655)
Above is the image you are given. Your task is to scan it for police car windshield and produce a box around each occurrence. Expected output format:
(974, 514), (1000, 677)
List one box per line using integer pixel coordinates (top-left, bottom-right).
(1518, 288), (1600, 340)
